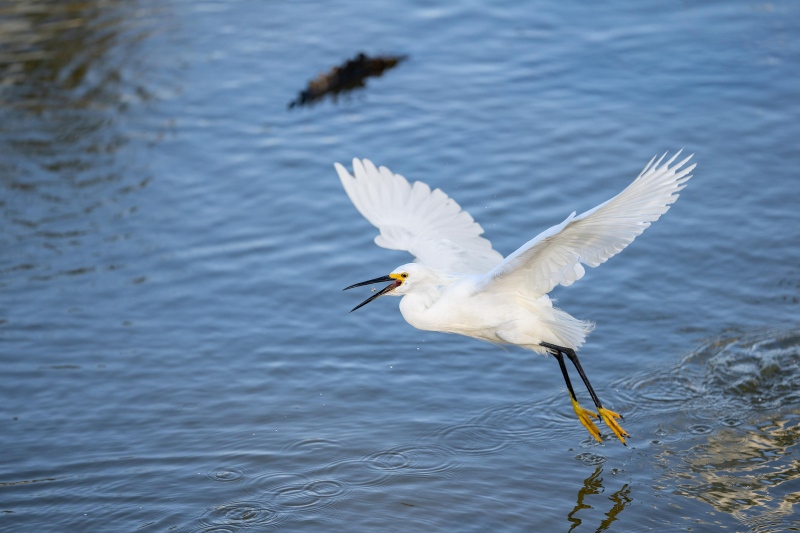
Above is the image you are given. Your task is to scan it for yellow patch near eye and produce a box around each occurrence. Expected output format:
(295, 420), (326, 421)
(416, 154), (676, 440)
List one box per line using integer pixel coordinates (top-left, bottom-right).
(389, 273), (405, 281)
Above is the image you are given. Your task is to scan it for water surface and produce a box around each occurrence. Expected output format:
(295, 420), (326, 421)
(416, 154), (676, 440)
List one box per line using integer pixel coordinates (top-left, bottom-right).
(1, 0), (799, 531)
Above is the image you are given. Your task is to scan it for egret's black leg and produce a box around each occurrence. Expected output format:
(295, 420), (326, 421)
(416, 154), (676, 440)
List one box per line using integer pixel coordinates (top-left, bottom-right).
(540, 342), (629, 444)
(541, 342), (603, 410)
(550, 348), (578, 402)
(541, 342), (602, 443)
(564, 348), (608, 415)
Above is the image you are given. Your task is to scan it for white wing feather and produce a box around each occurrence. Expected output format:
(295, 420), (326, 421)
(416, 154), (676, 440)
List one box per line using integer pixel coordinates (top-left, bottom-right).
(335, 159), (504, 273)
(474, 151), (695, 296)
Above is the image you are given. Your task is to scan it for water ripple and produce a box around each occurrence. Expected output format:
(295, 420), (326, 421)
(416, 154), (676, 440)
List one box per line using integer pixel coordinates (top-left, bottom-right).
(614, 327), (800, 418)
(574, 452), (607, 466)
(473, 401), (548, 437)
(364, 444), (461, 477)
(614, 373), (701, 416)
(615, 327), (800, 532)
(202, 466), (247, 483)
(700, 332), (800, 410)
(687, 424), (714, 436)
(273, 478), (349, 510)
(281, 437), (345, 455)
(195, 500), (281, 531)
(318, 458), (391, 488)
(430, 423), (511, 455)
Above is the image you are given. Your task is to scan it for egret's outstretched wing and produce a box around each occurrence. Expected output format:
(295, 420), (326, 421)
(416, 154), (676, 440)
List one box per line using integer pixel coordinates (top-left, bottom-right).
(474, 151), (695, 296)
(335, 159), (503, 273)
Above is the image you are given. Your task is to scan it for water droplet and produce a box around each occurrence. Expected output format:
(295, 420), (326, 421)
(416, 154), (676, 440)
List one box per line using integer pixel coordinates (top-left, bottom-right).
(688, 424), (713, 435)
(721, 417), (743, 427)
(574, 452), (607, 466)
(202, 466), (247, 483)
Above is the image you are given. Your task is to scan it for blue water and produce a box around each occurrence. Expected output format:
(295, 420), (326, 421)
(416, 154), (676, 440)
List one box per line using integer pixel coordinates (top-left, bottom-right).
(2, 1), (799, 531)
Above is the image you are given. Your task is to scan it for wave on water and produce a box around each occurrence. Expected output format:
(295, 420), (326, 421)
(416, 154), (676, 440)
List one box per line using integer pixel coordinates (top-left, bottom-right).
(617, 326), (800, 533)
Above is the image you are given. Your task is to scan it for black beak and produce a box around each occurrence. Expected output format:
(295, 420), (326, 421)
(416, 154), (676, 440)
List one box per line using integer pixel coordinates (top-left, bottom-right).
(343, 275), (394, 291)
(343, 275), (400, 312)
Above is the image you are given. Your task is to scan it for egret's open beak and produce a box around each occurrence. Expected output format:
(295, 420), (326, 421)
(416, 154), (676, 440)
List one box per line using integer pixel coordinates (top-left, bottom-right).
(343, 274), (402, 312)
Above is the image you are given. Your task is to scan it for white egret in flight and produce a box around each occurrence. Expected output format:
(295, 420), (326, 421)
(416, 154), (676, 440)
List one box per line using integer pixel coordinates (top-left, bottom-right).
(337, 152), (695, 445)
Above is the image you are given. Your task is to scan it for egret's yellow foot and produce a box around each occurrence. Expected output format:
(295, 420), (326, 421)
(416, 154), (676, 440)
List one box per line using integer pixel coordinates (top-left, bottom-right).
(598, 407), (629, 445)
(570, 397), (601, 443)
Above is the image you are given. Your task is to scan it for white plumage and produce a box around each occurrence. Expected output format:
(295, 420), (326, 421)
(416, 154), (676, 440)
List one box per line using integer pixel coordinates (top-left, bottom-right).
(337, 152), (695, 444)
(335, 158), (503, 274)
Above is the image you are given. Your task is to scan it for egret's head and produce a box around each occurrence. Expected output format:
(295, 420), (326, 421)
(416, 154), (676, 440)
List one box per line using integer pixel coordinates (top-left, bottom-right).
(343, 263), (419, 312)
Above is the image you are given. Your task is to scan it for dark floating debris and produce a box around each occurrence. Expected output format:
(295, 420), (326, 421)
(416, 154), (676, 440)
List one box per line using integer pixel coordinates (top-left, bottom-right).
(288, 52), (406, 109)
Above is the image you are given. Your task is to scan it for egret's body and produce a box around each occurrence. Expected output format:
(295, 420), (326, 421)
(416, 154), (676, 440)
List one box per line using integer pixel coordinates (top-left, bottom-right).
(394, 267), (580, 350)
(337, 152), (695, 444)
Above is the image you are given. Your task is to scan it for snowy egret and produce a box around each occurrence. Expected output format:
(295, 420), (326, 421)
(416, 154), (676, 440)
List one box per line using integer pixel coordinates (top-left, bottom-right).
(337, 152), (695, 445)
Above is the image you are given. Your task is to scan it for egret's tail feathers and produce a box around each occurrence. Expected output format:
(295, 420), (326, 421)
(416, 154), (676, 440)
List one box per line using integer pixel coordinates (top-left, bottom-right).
(542, 307), (594, 351)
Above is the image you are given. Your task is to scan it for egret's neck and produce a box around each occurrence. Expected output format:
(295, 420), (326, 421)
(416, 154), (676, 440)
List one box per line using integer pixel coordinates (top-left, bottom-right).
(397, 270), (455, 331)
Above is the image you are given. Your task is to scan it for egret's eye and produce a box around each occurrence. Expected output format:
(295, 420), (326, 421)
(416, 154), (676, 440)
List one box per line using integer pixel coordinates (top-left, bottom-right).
(401, 273), (408, 278)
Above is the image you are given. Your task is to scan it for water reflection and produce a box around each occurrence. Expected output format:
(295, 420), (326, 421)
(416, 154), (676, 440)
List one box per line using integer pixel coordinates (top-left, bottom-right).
(620, 327), (800, 532)
(567, 466), (631, 533)
(0, 0), (165, 284)
(0, 0), (158, 164)
(668, 417), (800, 532)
